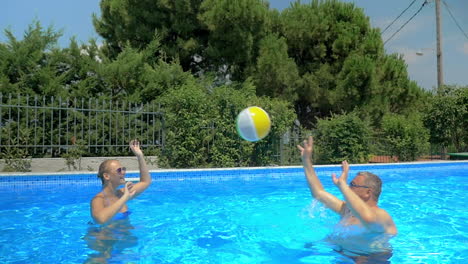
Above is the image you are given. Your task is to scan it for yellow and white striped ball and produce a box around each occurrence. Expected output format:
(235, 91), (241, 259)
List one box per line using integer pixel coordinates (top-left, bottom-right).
(236, 106), (271, 142)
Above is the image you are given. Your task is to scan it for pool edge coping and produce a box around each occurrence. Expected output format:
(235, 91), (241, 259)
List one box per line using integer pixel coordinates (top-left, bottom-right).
(1, 160), (466, 178)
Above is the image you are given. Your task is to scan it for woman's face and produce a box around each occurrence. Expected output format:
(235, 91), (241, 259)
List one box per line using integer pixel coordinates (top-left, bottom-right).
(104, 160), (127, 186)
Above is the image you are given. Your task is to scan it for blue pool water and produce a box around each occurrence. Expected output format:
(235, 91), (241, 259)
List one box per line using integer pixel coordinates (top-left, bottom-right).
(0, 162), (466, 263)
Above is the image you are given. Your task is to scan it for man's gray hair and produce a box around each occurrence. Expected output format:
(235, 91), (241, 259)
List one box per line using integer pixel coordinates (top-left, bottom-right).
(358, 171), (382, 201)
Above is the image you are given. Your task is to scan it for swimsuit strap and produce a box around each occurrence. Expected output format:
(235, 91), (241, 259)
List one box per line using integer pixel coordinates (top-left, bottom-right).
(112, 211), (132, 221)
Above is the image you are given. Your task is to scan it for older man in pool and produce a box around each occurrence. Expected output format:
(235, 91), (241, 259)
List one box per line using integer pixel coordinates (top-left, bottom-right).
(297, 136), (397, 235)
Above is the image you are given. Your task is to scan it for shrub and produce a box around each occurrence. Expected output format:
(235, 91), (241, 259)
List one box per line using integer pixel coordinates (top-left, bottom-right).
(423, 85), (467, 152)
(315, 112), (371, 164)
(158, 79), (296, 168)
(381, 113), (429, 161)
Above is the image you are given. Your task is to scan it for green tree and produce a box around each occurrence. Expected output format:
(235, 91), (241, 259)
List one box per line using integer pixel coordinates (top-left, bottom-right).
(253, 34), (299, 101)
(278, 0), (425, 128)
(199, 0), (271, 80)
(97, 45), (146, 100)
(423, 85), (467, 151)
(58, 38), (106, 98)
(0, 21), (66, 97)
(139, 36), (195, 103)
(93, 0), (208, 71)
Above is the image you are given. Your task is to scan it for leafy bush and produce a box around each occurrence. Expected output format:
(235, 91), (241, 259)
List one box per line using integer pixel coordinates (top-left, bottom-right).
(381, 113), (429, 161)
(315, 112), (371, 164)
(159, 79), (296, 168)
(1, 128), (32, 172)
(423, 85), (467, 152)
(61, 139), (87, 171)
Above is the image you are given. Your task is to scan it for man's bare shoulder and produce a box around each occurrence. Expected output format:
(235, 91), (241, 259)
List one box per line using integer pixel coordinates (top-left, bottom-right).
(374, 207), (393, 220)
(375, 207), (397, 234)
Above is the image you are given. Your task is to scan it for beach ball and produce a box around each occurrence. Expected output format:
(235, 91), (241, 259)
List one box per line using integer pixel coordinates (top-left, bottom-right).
(236, 106), (271, 142)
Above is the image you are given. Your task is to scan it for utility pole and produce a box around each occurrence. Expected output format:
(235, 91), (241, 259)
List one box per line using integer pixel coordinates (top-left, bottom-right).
(435, 0), (444, 93)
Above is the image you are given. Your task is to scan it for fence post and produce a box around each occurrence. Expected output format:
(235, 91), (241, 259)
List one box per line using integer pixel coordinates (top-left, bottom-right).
(26, 94), (29, 151)
(81, 98), (85, 147)
(58, 96), (62, 154)
(33, 95), (37, 154)
(16, 94), (20, 143)
(0, 93), (3, 149)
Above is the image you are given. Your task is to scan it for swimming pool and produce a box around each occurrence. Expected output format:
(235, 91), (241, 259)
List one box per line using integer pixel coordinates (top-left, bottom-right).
(0, 161), (466, 263)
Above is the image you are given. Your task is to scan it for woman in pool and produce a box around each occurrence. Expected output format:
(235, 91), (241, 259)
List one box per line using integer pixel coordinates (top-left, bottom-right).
(90, 139), (152, 224)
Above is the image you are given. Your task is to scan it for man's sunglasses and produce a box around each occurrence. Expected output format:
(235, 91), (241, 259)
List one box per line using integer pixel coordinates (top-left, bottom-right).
(116, 167), (127, 174)
(349, 182), (369, 188)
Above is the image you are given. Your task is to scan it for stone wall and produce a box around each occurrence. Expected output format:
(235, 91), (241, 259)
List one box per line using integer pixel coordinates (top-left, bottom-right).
(0, 156), (159, 173)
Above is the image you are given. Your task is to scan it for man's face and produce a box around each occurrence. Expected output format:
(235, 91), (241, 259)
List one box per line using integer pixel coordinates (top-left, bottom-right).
(349, 174), (371, 200)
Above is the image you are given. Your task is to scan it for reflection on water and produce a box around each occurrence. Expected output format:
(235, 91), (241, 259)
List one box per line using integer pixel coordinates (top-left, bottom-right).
(334, 249), (393, 264)
(82, 219), (138, 264)
(302, 200), (394, 263)
(325, 225), (394, 264)
(303, 240), (393, 264)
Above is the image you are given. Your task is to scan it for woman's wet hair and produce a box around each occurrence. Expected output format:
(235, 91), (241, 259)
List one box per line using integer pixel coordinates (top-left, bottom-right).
(358, 171), (382, 201)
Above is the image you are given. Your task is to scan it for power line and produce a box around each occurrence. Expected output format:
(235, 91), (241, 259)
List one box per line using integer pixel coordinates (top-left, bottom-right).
(384, 0), (429, 45)
(442, 0), (468, 40)
(381, 0), (419, 34)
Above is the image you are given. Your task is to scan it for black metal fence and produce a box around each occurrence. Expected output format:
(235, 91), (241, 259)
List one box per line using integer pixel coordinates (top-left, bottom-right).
(0, 93), (164, 157)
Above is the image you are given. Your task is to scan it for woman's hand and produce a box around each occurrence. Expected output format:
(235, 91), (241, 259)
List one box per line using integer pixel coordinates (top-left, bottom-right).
(129, 139), (143, 157)
(122, 181), (136, 201)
